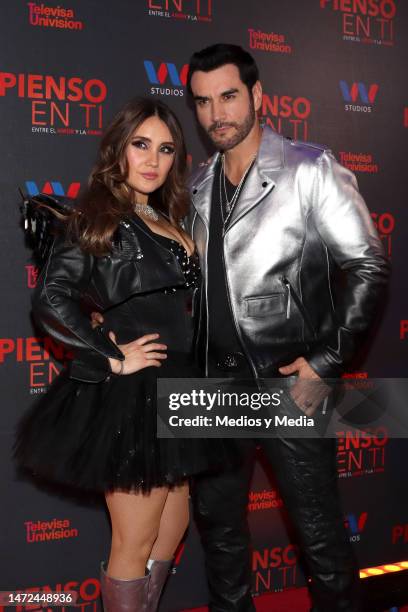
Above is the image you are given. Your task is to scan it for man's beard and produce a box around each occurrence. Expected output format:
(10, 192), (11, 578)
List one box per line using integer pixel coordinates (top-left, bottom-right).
(207, 101), (256, 151)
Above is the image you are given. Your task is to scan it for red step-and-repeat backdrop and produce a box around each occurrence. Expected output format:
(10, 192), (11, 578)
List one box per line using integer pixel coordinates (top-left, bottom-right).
(0, 1), (407, 610)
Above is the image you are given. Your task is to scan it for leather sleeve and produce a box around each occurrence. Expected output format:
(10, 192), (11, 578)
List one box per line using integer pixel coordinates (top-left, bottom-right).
(32, 232), (124, 383)
(306, 150), (390, 378)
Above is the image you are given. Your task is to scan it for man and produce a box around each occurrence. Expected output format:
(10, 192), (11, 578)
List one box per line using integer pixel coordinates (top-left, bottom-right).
(186, 44), (389, 612)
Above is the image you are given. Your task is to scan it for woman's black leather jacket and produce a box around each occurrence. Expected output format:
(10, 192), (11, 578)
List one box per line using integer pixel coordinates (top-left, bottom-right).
(32, 214), (187, 383)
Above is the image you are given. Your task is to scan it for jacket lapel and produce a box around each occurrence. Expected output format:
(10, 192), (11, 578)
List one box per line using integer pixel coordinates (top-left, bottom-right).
(190, 153), (220, 228)
(225, 127), (284, 232)
(190, 126), (285, 232)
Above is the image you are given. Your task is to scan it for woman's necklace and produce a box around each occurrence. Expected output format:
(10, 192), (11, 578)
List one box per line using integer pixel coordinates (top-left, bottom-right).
(133, 202), (192, 255)
(134, 202), (159, 222)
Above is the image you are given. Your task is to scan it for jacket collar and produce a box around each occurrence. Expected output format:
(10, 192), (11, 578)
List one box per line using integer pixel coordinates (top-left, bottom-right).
(191, 126), (284, 229)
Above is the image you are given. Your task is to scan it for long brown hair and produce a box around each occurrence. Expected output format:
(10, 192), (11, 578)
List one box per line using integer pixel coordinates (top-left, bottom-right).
(68, 97), (189, 255)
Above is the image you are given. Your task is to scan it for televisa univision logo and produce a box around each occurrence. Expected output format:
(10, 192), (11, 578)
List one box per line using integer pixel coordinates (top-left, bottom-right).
(248, 488), (284, 512)
(339, 151), (379, 174)
(248, 28), (292, 55)
(25, 518), (79, 543)
(27, 2), (84, 30)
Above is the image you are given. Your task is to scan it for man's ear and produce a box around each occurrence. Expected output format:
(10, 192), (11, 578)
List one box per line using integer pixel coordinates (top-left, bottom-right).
(252, 80), (263, 113)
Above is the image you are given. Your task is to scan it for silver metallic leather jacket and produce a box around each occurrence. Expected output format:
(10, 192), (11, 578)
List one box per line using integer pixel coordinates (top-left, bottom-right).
(188, 126), (389, 379)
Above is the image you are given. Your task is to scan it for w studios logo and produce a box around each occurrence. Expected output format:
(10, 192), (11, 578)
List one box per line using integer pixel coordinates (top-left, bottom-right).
(146, 0), (213, 23)
(319, 0), (396, 46)
(0, 72), (107, 136)
(25, 180), (81, 198)
(261, 92), (311, 140)
(27, 2), (84, 30)
(339, 81), (379, 113)
(144, 60), (189, 97)
(344, 512), (368, 542)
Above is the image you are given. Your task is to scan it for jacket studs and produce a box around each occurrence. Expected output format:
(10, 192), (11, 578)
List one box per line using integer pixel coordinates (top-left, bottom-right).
(262, 181), (268, 188)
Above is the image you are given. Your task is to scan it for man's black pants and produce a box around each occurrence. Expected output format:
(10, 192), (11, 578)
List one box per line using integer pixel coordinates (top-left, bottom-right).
(191, 373), (361, 611)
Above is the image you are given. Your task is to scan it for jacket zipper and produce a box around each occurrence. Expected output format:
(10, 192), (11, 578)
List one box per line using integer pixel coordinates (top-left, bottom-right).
(192, 184), (258, 378)
(197, 213), (210, 377)
(191, 211), (210, 377)
(286, 282), (291, 318)
(119, 219), (144, 259)
(280, 276), (317, 339)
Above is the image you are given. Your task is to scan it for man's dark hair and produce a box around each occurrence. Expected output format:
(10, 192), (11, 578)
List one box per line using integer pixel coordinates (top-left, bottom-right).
(187, 43), (259, 95)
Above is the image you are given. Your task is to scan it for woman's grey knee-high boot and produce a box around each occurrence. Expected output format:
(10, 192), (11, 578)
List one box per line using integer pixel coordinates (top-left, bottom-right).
(146, 559), (172, 611)
(100, 561), (150, 612)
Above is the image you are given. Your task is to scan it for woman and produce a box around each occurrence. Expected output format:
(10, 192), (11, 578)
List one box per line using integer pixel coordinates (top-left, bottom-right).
(14, 97), (229, 611)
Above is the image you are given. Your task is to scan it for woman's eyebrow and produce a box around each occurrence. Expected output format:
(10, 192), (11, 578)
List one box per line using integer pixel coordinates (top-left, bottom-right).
(131, 136), (174, 145)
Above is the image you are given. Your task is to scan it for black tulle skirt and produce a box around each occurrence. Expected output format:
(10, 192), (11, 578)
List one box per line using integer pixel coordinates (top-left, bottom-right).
(13, 355), (237, 493)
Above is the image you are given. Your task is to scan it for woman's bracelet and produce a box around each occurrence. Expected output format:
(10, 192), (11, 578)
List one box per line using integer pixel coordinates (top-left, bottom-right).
(116, 360), (124, 376)
(109, 359), (124, 377)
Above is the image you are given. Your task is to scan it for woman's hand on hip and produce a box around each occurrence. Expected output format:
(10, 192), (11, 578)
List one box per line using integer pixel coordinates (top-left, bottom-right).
(108, 332), (167, 375)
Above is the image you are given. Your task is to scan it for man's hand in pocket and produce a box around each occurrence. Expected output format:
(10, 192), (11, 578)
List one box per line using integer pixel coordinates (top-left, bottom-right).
(279, 357), (331, 416)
